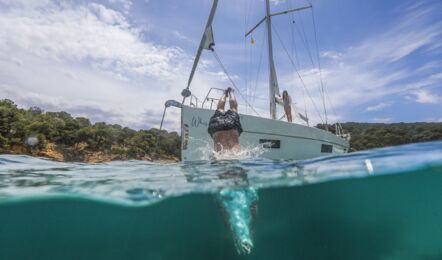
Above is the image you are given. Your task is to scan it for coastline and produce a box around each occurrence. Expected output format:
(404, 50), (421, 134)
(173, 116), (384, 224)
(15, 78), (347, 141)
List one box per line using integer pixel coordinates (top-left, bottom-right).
(1, 99), (441, 163)
(2, 142), (179, 163)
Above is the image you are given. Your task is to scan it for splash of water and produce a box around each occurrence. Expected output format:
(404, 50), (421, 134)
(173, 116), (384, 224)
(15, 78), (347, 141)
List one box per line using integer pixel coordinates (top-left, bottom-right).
(212, 145), (266, 161)
(190, 137), (267, 161)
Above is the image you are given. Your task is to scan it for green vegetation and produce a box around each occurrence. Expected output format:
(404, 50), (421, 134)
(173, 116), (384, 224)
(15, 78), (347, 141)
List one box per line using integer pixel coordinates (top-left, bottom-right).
(318, 122), (442, 151)
(1, 98), (441, 161)
(0, 99), (180, 161)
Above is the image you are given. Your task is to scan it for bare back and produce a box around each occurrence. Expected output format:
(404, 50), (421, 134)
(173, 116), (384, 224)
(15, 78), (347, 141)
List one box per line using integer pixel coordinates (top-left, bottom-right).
(212, 129), (240, 152)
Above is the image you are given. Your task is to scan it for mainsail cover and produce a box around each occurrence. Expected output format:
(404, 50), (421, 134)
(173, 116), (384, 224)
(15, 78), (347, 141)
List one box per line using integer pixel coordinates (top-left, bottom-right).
(185, 0), (218, 90)
(203, 26), (215, 51)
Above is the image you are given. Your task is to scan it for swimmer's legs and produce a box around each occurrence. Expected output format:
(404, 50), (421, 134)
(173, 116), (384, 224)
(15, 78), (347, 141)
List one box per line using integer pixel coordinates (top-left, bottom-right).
(217, 92), (227, 112)
(228, 91), (238, 113)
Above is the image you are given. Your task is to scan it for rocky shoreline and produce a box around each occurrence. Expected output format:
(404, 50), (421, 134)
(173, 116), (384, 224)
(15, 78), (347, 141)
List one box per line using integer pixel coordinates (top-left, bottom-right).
(4, 143), (179, 163)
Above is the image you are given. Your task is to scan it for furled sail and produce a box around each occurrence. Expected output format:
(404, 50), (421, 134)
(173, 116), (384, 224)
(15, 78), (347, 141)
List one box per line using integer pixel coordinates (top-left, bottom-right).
(185, 0), (218, 91)
(203, 25), (215, 51)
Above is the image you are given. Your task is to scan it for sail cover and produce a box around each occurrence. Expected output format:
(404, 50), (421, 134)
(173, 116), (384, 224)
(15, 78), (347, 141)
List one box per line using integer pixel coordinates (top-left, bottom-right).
(185, 0), (218, 90)
(203, 26), (215, 50)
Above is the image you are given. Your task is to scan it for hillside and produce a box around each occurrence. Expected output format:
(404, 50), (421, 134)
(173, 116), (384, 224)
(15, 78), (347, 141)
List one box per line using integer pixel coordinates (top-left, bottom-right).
(0, 99), (180, 162)
(1, 99), (441, 162)
(318, 122), (442, 151)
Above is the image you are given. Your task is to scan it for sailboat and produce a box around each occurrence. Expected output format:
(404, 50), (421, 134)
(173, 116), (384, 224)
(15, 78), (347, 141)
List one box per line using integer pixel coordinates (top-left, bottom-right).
(158, 0), (350, 161)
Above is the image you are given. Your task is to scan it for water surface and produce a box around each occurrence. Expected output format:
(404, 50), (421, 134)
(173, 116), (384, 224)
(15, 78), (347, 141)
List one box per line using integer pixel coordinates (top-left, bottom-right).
(0, 141), (442, 259)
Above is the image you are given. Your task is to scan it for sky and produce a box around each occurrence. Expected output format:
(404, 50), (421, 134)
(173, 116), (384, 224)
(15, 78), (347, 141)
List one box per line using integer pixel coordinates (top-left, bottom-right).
(0, 0), (441, 131)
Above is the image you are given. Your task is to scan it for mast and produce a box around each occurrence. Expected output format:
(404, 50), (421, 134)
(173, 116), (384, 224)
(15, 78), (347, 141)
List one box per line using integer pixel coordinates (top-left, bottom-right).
(265, 0), (279, 119)
(245, 1), (311, 119)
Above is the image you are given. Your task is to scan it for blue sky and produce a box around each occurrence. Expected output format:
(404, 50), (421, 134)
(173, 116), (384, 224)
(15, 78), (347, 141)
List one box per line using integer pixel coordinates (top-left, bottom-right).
(0, 0), (441, 130)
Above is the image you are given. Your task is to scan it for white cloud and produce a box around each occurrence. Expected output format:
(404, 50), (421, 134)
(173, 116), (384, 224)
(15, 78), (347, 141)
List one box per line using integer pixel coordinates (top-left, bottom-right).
(0, 1), (232, 131)
(89, 3), (127, 25)
(0, 0), (441, 132)
(412, 89), (440, 104)
(0, 2), (185, 78)
(273, 1), (442, 125)
(354, 5), (441, 64)
(321, 51), (343, 61)
(415, 61), (441, 74)
(0, 0), (50, 9)
(107, 0), (132, 13)
(365, 102), (392, 112)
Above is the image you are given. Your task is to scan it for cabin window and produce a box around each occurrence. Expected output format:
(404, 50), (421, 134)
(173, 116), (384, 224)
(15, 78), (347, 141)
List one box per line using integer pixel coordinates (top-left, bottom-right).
(259, 139), (280, 149)
(321, 144), (333, 153)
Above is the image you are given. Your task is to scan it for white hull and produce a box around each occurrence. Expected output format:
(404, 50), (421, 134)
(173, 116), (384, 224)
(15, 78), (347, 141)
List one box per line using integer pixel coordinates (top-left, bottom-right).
(181, 106), (349, 161)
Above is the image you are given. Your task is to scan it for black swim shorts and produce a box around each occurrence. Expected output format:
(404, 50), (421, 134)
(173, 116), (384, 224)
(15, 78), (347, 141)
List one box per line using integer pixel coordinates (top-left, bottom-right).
(207, 110), (243, 137)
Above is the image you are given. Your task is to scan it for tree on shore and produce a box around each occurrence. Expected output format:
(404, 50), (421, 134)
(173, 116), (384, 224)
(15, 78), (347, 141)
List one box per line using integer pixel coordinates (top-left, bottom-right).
(317, 122), (442, 151)
(1, 99), (441, 159)
(0, 99), (180, 159)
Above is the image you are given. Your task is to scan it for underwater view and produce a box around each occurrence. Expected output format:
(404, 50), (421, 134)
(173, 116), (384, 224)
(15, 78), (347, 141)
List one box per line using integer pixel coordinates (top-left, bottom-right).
(1, 141), (442, 260)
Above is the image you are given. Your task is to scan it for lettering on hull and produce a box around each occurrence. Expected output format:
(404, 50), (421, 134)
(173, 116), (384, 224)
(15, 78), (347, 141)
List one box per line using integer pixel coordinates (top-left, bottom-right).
(191, 116), (208, 128)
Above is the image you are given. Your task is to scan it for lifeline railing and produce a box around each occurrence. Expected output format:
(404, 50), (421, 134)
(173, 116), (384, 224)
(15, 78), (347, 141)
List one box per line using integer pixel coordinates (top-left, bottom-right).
(201, 87), (225, 109)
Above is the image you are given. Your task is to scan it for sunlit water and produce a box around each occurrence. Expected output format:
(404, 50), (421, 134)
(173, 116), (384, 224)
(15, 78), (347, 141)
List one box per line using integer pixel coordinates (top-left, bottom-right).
(1, 141), (442, 259)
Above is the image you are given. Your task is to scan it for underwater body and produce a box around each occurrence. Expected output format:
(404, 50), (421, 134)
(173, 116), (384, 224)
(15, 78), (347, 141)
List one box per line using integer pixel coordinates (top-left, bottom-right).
(0, 142), (442, 260)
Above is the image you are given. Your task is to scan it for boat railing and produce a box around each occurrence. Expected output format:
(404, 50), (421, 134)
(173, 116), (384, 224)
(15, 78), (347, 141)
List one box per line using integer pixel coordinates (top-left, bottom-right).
(186, 87), (245, 110)
(201, 87), (225, 109)
(338, 133), (352, 142)
(334, 124), (351, 142)
(196, 88), (310, 128)
(190, 95), (200, 108)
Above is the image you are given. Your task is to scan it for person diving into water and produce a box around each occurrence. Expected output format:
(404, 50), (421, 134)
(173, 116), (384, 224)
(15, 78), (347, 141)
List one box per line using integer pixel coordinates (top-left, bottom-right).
(205, 88), (256, 254)
(208, 87), (243, 153)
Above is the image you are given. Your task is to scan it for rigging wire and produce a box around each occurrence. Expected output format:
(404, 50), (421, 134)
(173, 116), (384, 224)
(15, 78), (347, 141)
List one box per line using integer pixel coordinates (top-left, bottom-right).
(286, 0), (300, 68)
(292, 10), (326, 106)
(324, 86), (344, 134)
(294, 13), (317, 69)
(303, 0), (343, 132)
(310, 6), (329, 128)
(251, 29), (266, 105)
(287, 3), (330, 128)
(271, 23), (325, 124)
(244, 0), (248, 113)
(245, 0), (255, 114)
(305, 0), (342, 132)
(243, 0), (254, 114)
(212, 49), (261, 117)
(287, 0), (308, 122)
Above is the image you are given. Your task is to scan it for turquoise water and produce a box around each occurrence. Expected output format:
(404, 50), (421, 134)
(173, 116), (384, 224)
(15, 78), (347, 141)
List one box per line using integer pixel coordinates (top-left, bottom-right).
(1, 141), (442, 259)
